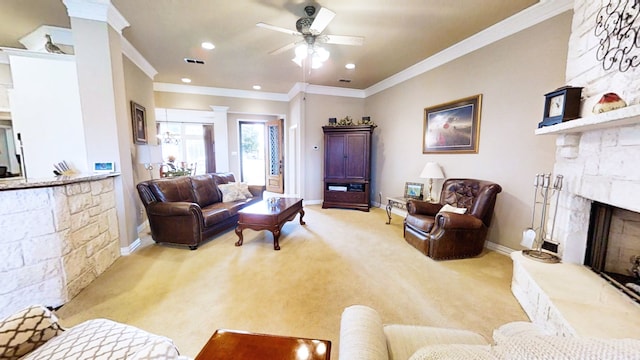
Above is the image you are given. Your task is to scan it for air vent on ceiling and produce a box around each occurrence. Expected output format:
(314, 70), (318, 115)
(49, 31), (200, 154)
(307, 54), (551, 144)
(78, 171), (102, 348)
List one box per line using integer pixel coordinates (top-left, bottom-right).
(339, 79), (351, 83)
(184, 58), (205, 64)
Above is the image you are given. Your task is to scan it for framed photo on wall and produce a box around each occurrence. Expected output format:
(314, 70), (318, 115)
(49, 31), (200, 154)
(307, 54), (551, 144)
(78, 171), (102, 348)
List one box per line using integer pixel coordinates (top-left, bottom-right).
(404, 182), (424, 200)
(131, 101), (147, 144)
(423, 94), (482, 154)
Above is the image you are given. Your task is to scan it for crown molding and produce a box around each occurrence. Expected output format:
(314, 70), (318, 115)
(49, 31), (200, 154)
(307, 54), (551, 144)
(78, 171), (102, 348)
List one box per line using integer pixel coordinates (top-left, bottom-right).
(364, 0), (574, 97)
(153, 82), (289, 102)
(19, 26), (74, 52)
(121, 37), (157, 79)
(303, 84), (365, 99)
(62, 0), (130, 34)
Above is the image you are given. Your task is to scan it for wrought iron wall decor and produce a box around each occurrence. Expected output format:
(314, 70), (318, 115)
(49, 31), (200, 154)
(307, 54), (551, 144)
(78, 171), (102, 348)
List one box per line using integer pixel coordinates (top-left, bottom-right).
(595, 0), (640, 72)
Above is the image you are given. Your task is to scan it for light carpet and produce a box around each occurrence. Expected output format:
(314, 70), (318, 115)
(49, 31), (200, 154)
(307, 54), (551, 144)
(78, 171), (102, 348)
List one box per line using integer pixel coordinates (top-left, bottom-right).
(55, 205), (528, 359)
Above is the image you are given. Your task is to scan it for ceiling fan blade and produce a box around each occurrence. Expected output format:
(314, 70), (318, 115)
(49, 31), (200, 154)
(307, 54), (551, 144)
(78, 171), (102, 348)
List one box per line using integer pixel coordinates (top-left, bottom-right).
(309, 7), (335, 35)
(257, 22), (300, 36)
(269, 42), (297, 55)
(324, 35), (364, 46)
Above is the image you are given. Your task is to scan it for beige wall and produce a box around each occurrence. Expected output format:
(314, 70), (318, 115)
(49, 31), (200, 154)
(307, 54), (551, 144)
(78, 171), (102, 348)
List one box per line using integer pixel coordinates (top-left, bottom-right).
(155, 91), (288, 115)
(366, 12), (572, 250)
(303, 93), (366, 202)
(123, 56), (156, 226)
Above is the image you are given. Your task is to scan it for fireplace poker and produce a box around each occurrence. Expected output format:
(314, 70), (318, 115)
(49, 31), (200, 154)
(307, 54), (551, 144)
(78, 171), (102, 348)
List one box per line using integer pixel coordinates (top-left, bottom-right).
(547, 175), (563, 244)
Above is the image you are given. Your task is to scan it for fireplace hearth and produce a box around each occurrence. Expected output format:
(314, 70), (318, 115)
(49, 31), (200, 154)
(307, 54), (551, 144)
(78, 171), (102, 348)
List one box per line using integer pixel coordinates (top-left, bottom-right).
(584, 202), (640, 303)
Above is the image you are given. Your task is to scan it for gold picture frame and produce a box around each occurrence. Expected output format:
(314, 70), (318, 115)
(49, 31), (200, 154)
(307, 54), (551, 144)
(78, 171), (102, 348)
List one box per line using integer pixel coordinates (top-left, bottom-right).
(423, 94), (482, 154)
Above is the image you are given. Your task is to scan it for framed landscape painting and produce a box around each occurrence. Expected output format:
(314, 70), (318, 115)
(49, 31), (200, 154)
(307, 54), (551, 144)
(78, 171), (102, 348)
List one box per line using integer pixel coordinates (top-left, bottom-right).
(423, 94), (482, 154)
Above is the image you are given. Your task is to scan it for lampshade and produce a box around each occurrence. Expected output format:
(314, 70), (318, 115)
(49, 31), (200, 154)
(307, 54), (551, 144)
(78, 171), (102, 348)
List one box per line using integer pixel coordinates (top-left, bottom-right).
(136, 145), (163, 165)
(419, 162), (444, 179)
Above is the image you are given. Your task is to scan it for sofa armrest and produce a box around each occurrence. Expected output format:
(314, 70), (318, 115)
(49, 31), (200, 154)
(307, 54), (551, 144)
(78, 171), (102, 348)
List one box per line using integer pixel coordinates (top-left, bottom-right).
(248, 185), (265, 199)
(408, 200), (442, 216)
(147, 201), (201, 217)
(339, 305), (389, 360)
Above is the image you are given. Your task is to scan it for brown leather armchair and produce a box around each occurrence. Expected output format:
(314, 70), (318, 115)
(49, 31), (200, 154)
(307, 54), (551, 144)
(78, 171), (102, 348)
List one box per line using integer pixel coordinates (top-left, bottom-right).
(403, 178), (502, 260)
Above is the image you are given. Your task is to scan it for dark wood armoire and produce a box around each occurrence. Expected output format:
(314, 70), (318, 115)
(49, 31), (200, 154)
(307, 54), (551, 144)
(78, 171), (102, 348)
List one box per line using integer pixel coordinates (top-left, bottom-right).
(322, 125), (374, 211)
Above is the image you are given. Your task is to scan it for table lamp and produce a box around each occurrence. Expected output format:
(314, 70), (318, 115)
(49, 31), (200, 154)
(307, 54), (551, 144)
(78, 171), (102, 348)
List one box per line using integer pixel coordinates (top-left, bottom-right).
(136, 144), (163, 179)
(419, 162), (444, 202)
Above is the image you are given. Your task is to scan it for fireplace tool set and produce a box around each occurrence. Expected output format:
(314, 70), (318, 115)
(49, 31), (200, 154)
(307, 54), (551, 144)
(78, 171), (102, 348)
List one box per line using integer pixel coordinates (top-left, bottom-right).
(522, 173), (563, 263)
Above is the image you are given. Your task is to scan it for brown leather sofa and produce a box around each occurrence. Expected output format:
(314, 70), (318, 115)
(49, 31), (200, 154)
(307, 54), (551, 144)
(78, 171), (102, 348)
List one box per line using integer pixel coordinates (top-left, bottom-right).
(403, 178), (502, 260)
(137, 172), (264, 250)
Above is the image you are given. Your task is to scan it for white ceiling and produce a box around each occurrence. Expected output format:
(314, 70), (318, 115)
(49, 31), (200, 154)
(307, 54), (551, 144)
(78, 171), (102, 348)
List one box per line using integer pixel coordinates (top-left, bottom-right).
(0, 0), (542, 94)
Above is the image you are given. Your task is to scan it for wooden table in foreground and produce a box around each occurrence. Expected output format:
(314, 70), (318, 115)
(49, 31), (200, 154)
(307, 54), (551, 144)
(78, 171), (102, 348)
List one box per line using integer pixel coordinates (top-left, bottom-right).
(235, 197), (305, 250)
(194, 329), (331, 360)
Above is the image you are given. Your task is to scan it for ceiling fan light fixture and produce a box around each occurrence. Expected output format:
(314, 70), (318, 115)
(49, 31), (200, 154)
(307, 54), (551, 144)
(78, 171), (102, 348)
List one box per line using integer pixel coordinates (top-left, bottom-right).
(315, 46), (330, 62)
(311, 57), (323, 69)
(292, 57), (303, 67)
(295, 44), (308, 59)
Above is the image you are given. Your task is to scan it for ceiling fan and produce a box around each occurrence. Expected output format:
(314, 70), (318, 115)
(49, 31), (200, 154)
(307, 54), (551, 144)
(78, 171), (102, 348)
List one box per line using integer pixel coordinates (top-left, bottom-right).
(257, 5), (364, 66)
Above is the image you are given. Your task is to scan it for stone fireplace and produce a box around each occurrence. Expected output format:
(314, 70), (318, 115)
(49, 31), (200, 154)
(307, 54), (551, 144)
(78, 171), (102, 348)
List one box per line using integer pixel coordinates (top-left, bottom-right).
(585, 202), (640, 302)
(536, 0), (640, 272)
(510, 0), (640, 338)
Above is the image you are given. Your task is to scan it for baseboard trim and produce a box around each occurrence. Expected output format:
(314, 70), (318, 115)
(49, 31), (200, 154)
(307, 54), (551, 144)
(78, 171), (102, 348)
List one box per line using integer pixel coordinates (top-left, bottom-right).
(121, 238), (142, 256)
(119, 220), (149, 256)
(485, 241), (515, 256)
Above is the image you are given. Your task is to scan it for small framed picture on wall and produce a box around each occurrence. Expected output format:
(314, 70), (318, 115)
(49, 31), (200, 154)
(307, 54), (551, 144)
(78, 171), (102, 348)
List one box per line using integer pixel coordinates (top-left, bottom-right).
(131, 101), (147, 144)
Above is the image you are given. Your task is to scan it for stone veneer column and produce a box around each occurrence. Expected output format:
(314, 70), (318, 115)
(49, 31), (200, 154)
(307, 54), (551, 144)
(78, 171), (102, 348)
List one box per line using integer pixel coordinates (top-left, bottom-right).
(0, 178), (120, 319)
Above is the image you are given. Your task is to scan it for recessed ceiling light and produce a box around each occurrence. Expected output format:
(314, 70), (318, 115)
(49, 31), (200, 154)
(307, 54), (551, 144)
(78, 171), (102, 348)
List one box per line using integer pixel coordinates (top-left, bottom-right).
(201, 42), (215, 50)
(253, 85), (262, 90)
(345, 63), (356, 70)
(181, 78), (192, 83)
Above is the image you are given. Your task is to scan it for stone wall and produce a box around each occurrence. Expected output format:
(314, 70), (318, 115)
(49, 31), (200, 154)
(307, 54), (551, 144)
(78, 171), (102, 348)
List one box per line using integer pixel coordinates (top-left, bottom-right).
(549, 0), (640, 263)
(0, 177), (119, 319)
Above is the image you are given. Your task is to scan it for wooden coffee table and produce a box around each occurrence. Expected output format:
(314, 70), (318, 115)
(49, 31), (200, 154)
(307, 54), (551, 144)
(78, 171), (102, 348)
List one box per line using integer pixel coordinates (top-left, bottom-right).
(235, 198), (305, 250)
(195, 329), (330, 360)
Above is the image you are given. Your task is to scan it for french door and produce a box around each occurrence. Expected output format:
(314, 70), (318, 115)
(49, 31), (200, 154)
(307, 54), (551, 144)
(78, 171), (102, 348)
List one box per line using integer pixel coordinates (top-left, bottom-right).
(239, 120), (284, 193)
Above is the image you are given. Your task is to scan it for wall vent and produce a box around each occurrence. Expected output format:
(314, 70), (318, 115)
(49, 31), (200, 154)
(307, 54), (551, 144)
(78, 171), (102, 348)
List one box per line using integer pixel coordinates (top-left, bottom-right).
(184, 58), (205, 64)
(338, 79), (351, 83)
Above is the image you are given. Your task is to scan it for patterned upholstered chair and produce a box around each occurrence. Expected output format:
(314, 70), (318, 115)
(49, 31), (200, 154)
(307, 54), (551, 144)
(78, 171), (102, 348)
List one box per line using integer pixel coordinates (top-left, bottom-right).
(403, 178), (502, 260)
(0, 305), (190, 360)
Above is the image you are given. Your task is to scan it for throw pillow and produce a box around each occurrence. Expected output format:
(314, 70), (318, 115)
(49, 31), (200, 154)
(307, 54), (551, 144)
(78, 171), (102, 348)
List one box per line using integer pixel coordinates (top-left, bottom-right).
(236, 182), (254, 198)
(218, 183), (247, 202)
(439, 204), (467, 214)
(21, 318), (184, 360)
(0, 305), (65, 360)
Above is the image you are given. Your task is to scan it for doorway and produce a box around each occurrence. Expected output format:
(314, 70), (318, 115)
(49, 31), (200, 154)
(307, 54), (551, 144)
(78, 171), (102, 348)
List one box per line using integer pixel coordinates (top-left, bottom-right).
(239, 122), (265, 185)
(239, 119), (284, 192)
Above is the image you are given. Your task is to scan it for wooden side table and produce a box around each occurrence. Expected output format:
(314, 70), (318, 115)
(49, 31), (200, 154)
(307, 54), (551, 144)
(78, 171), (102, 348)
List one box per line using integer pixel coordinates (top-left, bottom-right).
(386, 196), (410, 224)
(195, 329), (331, 360)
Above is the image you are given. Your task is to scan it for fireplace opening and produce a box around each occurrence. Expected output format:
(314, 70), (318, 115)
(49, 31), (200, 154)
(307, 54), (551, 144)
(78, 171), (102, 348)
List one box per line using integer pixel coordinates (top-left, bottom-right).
(584, 202), (640, 303)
